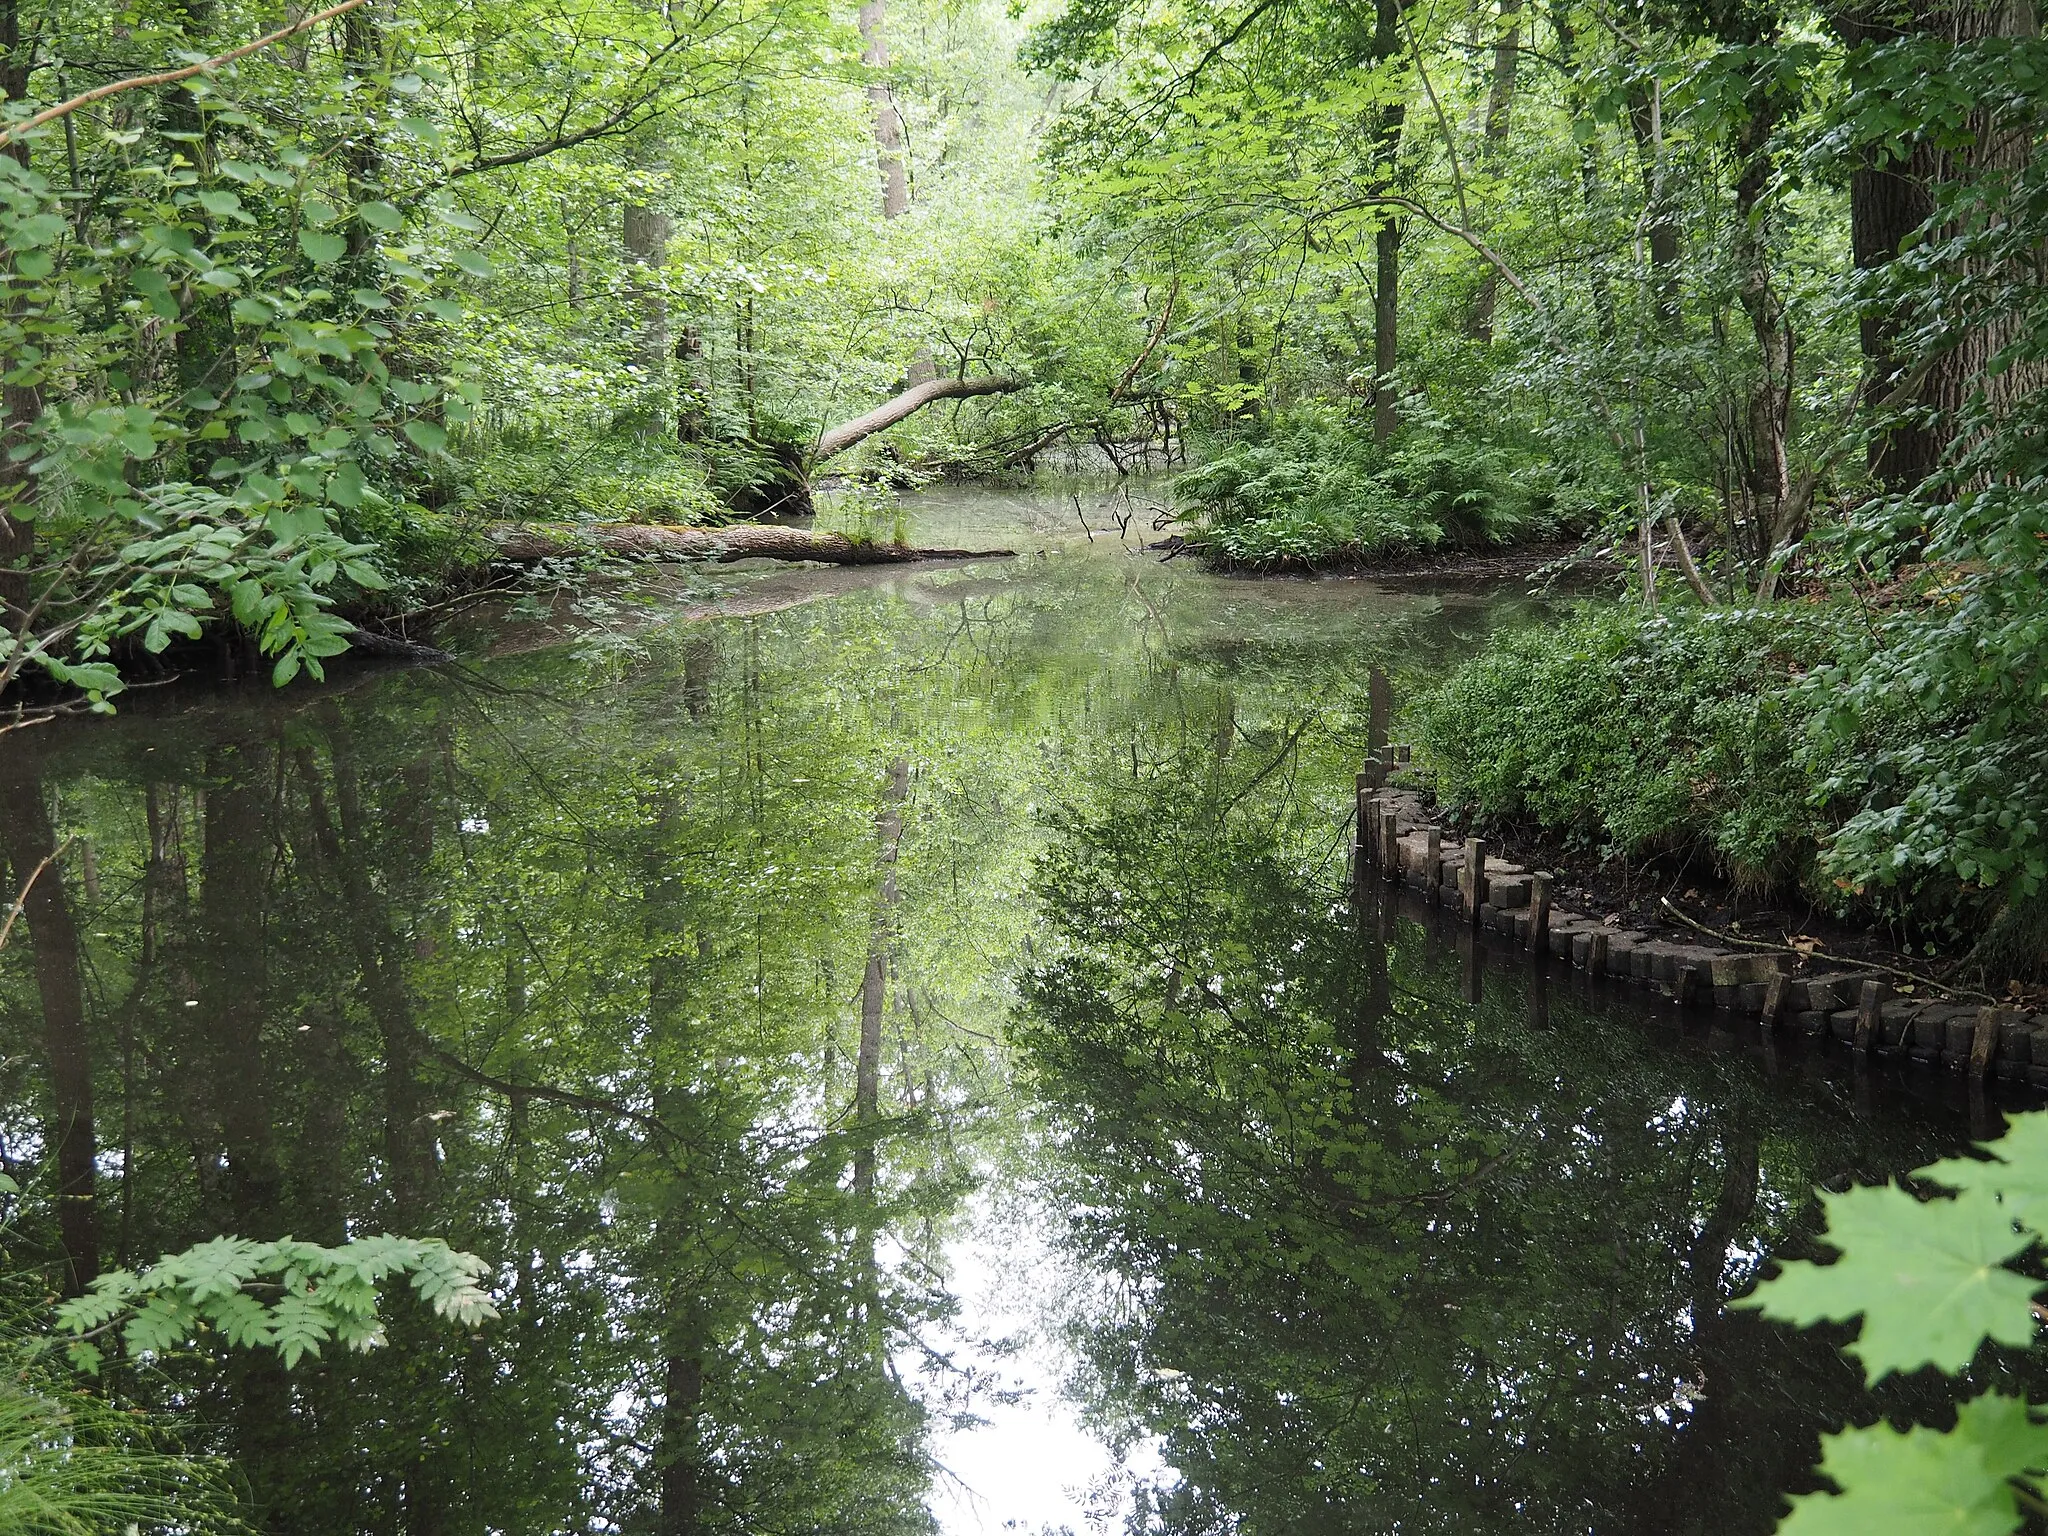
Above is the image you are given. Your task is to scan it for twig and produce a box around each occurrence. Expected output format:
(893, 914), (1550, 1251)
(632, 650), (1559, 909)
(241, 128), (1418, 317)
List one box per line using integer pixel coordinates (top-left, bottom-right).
(1657, 897), (1993, 1003)
(0, 835), (75, 953)
(0, 0), (371, 146)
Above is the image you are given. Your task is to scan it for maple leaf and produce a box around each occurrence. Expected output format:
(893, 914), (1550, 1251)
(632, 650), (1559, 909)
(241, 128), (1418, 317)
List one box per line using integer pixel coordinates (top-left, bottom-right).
(1736, 1182), (2040, 1383)
(1779, 1393), (2048, 1536)
(1917, 1115), (2048, 1237)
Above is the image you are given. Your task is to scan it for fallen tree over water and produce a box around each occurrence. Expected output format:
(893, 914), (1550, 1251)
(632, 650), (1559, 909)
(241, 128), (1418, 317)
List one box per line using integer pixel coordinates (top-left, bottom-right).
(490, 522), (1014, 565)
(812, 376), (1025, 464)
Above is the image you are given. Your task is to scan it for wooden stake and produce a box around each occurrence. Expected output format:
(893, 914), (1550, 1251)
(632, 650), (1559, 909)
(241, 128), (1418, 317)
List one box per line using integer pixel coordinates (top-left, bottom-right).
(1528, 871), (1550, 949)
(1854, 979), (1885, 1056)
(1463, 838), (1487, 924)
(1759, 972), (1787, 1033)
(1971, 1006), (2002, 1080)
(1586, 930), (1608, 978)
(1380, 807), (1400, 882)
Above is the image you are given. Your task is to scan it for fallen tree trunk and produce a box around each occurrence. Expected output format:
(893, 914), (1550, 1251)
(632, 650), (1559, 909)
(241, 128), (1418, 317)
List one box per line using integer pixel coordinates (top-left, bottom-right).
(813, 376), (1024, 462)
(490, 522), (1013, 565)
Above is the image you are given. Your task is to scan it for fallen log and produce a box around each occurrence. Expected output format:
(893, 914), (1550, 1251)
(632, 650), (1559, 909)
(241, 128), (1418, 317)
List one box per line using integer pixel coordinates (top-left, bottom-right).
(812, 376), (1024, 463)
(490, 522), (1014, 565)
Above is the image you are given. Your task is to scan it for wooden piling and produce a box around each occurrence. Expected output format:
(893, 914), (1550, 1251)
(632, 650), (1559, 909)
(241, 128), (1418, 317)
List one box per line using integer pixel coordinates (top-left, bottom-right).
(1380, 806), (1400, 882)
(1759, 972), (1788, 1033)
(1586, 930), (1608, 978)
(1424, 827), (1441, 890)
(1854, 980), (1885, 1056)
(1368, 667), (1392, 756)
(1463, 838), (1487, 925)
(1971, 1006), (2002, 1080)
(1528, 871), (1550, 949)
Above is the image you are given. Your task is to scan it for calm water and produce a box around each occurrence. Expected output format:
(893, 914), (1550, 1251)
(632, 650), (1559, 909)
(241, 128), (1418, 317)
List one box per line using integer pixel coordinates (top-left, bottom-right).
(0, 483), (2033, 1534)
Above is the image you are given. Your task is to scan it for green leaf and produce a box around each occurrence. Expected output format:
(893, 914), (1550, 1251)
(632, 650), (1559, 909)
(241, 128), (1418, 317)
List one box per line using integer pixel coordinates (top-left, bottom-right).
(196, 189), (246, 221)
(356, 200), (404, 231)
(402, 420), (448, 454)
(269, 1291), (332, 1368)
(231, 296), (273, 326)
(450, 250), (493, 278)
(299, 230), (347, 266)
(1735, 1182), (2041, 1382)
(1918, 1114), (2048, 1235)
(1780, 1393), (2048, 1536)
(171, 1235), (263, 1301)
(206, 1291), (276, 1350)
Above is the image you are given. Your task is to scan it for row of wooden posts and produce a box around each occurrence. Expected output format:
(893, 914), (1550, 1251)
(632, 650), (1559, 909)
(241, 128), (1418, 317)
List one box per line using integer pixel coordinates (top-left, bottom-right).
(1351, 747), (2034, 1084)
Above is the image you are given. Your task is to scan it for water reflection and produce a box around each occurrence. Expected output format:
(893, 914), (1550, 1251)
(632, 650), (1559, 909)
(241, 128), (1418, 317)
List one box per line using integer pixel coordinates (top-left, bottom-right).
(0, 493), (2025, 1534)
(1012, 723), (2043, 1533)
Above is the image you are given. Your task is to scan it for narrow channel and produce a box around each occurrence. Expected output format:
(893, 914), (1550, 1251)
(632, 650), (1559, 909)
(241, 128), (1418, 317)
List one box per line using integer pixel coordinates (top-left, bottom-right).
(0, 482), (2028, 1533)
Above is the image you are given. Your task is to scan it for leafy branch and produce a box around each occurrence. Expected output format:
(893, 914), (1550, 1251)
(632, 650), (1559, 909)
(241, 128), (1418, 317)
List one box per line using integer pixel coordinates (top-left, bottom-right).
(51, 1234), (499, 1374)
(1739, 1110), (2048, 1533)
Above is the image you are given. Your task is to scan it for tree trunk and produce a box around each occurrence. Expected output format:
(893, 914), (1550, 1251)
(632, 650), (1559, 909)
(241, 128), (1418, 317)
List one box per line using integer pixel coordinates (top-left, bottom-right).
(1550, 2), (1617, 341)
(1627, 82), (1683, 329)
(490, 522), (1013, 564)
(0, 0), (38, 638)
(853, 759), (907, 1203)
(1731, 55), (1792, 588)
(1835, 0), (2040, 485)
(1, 776), (97, 1294)
(858, 0), (910, 218)
(676, 324), (707, 443)
(1369, 0), (1409, 444)
(1468, 0), (1522, 343)
(198, 740), (284, 1236)
(626, 203), (673, 430)
(813, 374), (1023, 461)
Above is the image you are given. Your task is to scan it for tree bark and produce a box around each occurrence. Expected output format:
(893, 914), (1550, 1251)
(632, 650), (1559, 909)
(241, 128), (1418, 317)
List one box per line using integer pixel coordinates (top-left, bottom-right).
(1550, 2), (1617, 341)
(1468, 0), (1522, 343)
(858, 0), (910, 219)
(626, 203), (673, 430)
(0, 0), (38, 633)
(490, 522), (1013, 564)
(1834, 0), (2041, 485)
(1, 775), (97, 1294)
(1369, 0), (1409, 443)
(1626, 82), (1683, 330)
(1731, 50), (1792, 588)
(814, 375), (1023, 461)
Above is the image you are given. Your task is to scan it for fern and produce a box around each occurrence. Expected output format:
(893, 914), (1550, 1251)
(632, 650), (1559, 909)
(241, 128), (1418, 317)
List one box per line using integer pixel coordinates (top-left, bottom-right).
(51, 1233), (499, 1375)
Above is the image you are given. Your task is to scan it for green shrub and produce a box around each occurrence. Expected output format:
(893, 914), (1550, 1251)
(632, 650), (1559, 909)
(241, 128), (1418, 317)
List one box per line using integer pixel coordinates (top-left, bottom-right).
(449, 430), (730, 527)
(1175, 410), (1576, 567)
(1409, 605), (1834, 889)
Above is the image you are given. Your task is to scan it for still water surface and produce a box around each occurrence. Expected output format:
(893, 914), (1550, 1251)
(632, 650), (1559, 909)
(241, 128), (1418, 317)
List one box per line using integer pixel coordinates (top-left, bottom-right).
(0, 482), (2027, 1534)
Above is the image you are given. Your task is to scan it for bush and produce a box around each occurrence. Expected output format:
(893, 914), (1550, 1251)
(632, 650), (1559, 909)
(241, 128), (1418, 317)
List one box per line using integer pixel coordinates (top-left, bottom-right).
(1409, 605), (1835, 889)
(1175, 410), (1577, 567)
(447, 430), (731, 527)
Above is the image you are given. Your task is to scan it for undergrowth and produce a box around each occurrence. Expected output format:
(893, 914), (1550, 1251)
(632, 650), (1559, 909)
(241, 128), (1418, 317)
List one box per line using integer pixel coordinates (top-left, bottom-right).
(1174, 410), (1592, 567)
(1409, 600), (2028, 969)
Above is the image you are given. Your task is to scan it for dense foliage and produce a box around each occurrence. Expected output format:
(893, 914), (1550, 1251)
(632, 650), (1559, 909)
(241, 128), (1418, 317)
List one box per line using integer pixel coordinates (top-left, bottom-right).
(1174, 411), (1580, 567)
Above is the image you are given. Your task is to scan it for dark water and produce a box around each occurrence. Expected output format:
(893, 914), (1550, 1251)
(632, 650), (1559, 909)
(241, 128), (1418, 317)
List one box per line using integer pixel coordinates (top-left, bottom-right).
(0, 484), (2030, 1534)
